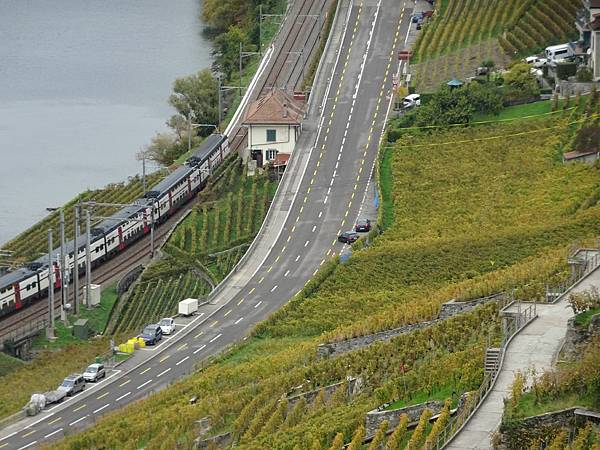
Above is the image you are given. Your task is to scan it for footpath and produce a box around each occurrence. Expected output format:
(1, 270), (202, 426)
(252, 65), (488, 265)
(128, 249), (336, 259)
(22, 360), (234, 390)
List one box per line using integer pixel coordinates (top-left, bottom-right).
(447, 265), (600, 449)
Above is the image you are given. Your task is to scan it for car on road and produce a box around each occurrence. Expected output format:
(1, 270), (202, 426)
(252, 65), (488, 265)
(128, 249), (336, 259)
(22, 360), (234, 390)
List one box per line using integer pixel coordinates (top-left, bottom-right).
(355, 219), (371, 232)
(58, 374), (85, 396)
(83, 363), (106, 382)
(524, 55), (547, 68)
(159, 317), (175, 335)
(139, 324), (163, 345)
(412, 12), (423, 23)
(338, 231), (359, 244)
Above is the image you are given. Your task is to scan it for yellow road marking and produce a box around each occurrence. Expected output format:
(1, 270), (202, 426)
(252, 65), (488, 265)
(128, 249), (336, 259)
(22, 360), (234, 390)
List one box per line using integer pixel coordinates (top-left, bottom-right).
(194, 331), (204, 339)
(177, 343), (188, 351)
(237, 298), (245, 305)
(119, 379), (131, 387)
(249, 287), (255, 294)
(160, 354), (170, 362)
(48, 417), (62, 425)
(73, 404), (86, 413)
(97, 392), (109, 400)
(258, 276), (264, 283)
(223, 309), (232, 317)
(210, 320), (218, 327)
(21, 430), (36, 438)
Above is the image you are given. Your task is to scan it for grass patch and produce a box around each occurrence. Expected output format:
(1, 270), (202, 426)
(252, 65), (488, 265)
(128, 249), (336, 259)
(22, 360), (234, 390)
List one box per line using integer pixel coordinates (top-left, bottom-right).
(379, 146), (395, 230)
(473, 99), (557, 122)
(574, 306), (600, 328)
(513, 391), (596, 419)
(71, 283), (118, 334)
(0, 352), (24, 378)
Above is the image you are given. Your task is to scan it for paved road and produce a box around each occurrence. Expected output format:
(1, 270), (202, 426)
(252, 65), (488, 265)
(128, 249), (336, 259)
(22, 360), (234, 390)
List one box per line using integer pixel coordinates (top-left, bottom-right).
(1, 0), (412, 447)
(447, 266), (600, 449)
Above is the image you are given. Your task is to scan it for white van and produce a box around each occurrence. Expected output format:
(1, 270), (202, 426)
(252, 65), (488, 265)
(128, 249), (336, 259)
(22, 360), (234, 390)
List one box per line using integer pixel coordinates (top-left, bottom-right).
(545, 44), (573, 62)
(402, 94), (421, 109)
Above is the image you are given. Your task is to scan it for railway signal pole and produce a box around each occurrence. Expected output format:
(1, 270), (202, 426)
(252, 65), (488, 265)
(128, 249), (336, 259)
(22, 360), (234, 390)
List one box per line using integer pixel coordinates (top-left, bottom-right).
(73, 204), (80, 315)
(59, 209), (67, 323)
(46, 229), (55, 339)
(85, 209), (92, 309)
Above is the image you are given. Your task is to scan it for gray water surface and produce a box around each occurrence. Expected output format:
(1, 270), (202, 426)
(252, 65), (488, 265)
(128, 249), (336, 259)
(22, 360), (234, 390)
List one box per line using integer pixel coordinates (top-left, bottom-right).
(0, 0), (212, 245)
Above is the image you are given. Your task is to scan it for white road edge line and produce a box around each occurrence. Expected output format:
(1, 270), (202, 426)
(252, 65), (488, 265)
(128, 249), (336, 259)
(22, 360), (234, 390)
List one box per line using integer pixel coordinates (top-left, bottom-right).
(17, 441), (37, 450)
(209, 333), (222, 343)
(254, 301), (262, 308)
(44, 428), (63, 439)
(116, 392), (131, 402)
(93, 404), (110, 414)
(137, 380), (152, 390)
(157, 368), (171, 377)
(193, 344), (207, 354)
(234, 317), (243, 325)
(69, 416), (88, 427)
(176, 356), (190, 366)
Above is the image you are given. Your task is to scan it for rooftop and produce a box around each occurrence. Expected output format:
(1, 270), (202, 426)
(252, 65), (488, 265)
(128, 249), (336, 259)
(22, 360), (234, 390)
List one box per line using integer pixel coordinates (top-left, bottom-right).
(243, 90), (304, 125)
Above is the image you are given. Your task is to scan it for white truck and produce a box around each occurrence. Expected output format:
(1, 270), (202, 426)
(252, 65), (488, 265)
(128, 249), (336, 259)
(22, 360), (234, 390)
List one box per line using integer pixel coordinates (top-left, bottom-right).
(178, 298), (199, 316)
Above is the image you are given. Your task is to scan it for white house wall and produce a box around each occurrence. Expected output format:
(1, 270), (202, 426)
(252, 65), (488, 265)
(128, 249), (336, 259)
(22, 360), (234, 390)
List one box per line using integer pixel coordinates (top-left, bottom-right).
(248, 124), (298, 155)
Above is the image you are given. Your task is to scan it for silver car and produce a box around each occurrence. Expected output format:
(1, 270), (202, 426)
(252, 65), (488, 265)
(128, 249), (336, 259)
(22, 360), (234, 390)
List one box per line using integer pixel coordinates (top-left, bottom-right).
(57, 374), (85, 396)
(83, 363), (106, 382)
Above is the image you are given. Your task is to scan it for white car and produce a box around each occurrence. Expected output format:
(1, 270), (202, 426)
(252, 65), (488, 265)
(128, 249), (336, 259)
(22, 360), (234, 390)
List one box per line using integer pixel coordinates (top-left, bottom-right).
(525, 56), (547, 68)
(159, 317), (175, 335)
(402, 94), (421, 109)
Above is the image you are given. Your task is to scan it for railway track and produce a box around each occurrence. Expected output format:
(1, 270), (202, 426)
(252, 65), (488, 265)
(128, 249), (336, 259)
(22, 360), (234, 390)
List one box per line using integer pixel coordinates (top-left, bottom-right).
(0, 0), (332, 344)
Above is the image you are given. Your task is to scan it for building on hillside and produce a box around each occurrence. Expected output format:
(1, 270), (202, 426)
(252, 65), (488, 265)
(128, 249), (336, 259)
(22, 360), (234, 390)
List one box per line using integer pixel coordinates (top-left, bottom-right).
(242, 89), (304, 168)
(576, 0), (600, 80)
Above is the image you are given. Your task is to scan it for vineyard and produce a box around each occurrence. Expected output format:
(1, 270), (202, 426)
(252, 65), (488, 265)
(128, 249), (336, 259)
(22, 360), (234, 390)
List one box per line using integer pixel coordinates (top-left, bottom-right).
(1, 171), (166, 262)
(411, 0), (579, 92)
(164, 157), (274, 282)
(109, 157), (275, 334)
(47, 104), (600, 449)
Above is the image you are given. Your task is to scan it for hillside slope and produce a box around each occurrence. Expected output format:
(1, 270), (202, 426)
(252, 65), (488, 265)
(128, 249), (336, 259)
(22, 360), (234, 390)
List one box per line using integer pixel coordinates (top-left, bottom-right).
(49, 110), (600, 449)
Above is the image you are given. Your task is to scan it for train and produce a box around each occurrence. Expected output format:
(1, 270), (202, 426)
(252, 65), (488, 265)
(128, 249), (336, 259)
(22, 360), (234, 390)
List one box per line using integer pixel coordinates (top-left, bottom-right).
(0, 134), (230, 319)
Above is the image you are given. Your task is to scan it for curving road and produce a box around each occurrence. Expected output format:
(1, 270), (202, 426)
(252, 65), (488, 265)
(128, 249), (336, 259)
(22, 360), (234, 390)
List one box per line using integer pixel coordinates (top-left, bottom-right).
(1, 0), (412, 447)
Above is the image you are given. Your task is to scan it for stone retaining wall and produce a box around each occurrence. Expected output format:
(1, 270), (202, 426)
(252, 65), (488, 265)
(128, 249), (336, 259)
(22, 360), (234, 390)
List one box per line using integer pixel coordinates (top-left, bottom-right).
(317, 293), (507, 359)
(365, 400), (444, 437)
(286, 376), (361, 408)
(195, 431), (232, 449)
(562, 312), (600, 361)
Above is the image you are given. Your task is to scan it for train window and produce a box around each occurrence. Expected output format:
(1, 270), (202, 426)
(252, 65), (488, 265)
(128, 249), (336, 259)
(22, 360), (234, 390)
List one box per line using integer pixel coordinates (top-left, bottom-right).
(32, 282), (37, 288)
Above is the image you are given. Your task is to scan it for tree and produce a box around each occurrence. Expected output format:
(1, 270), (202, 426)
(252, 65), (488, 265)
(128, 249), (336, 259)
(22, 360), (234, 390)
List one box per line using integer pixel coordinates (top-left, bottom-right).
(139, 132), (179, 167)
(213, 25), (253, 80)
(169, 69), (219, 135)
(503, 63), (539, 97)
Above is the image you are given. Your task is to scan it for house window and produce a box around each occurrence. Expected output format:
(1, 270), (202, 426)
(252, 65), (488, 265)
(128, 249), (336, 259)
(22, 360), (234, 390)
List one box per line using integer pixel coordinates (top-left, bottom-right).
(266, 149), (278, 161)
(266, 129), (277, 142)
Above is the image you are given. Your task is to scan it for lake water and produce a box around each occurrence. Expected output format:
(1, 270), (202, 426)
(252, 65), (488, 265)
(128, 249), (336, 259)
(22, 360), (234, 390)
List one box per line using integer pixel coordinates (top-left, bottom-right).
(0, 0), (212, 245)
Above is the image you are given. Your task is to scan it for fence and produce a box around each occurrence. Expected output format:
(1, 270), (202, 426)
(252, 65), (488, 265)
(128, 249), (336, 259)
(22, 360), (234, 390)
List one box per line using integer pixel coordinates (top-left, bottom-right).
(1, 318), (48, 350)
(546, 248), (600, 303)
(427, 301), (537, 450)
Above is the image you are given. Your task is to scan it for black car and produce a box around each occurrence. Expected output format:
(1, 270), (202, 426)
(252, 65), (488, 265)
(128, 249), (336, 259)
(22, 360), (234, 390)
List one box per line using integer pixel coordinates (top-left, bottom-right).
(139, 324), (163, 345)
(338, 231), (359, 244)
(355, 219), (371, 232)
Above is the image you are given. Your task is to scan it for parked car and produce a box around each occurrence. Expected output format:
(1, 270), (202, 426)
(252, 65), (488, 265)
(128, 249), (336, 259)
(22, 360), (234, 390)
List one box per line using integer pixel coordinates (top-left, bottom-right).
(412, 12), (423, 23)
(159, 317), (175, 335)
(524, 55), (548, 68)
(338, 231), (359, 244)
(139, 324), (163, 345)
(355, 219), (371, 232)
(57, 374), (85, 396)
(83, 363), (106, 382)
(402, 94), (421, 109)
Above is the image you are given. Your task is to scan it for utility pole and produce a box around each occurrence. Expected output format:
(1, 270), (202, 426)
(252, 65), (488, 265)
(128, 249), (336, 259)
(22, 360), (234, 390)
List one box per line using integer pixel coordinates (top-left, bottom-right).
(218, 75), (222, 129)
(259, 4), (263, 55)
(47, 229), (55, 339)
(142, 156), (147, 197)
(85, 209), (91, 309)
(150, 200), (155, 258)
(239, 42), (243, 95)
(59, 209), (67, 323)
(73, 205), (80, 315)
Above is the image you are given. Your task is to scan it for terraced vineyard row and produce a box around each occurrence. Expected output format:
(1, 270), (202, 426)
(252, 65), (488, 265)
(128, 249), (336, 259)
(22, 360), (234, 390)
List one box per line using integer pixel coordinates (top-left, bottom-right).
(499, 0), (580, 56)
(1, 171), (166, 262)
(165, 159), (273, 282)
(412, 0), (580, 90)
(113, 268), (211, 334)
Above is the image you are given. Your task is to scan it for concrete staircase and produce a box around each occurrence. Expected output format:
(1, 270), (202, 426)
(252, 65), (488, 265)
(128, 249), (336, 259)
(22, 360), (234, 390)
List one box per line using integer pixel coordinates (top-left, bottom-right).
(484, 348), (501, 374)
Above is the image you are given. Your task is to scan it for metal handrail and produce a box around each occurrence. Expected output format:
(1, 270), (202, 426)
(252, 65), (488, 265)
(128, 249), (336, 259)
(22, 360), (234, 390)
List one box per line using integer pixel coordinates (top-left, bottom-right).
(431, 302), (537, 449)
